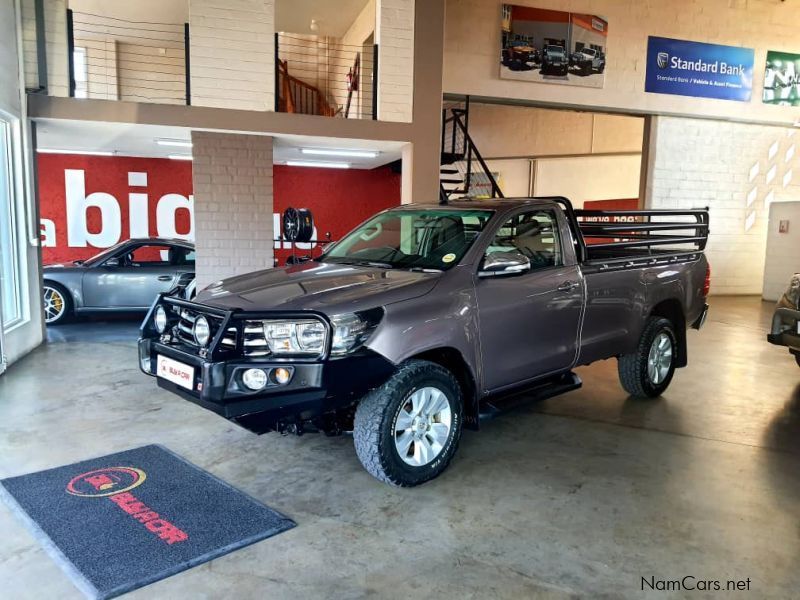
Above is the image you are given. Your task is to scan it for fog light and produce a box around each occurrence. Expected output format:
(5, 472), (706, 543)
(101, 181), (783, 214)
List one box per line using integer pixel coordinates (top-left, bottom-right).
(154, 305), (168, 333)
(194, 315), (211, 347)
(273, 367), (292, 385)
(242, 368), (268, 390)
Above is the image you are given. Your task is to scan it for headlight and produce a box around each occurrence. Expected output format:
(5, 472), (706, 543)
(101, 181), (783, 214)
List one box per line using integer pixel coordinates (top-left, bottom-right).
(330, 309), (383, 356)
(785, 274), (800, 308)
(263, 319), (326, 356)
(194, 315), (211, 347)
(154, 305), (168, 333)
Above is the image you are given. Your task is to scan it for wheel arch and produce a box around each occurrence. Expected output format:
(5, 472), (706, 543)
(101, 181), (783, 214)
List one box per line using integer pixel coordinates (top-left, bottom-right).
(649, 298), (687, 368)
(407, 347), (480, 430)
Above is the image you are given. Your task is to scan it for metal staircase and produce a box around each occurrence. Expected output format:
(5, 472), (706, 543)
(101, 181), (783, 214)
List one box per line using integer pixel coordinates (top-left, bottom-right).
(439, 100), (503, 204)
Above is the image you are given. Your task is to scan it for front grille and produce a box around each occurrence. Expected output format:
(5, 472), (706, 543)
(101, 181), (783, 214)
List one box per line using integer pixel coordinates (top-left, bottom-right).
(241, 320), (271, 357)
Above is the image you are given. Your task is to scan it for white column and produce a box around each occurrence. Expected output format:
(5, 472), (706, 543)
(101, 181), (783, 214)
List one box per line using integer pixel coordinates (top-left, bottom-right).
(191, 131), (274, 289)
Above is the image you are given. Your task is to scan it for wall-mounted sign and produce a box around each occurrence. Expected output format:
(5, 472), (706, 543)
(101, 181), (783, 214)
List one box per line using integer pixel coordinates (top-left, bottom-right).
(779, 219), (790, 233)
(645, 36), (754, 102)
(763, 51), (800, 106)
(500, 4), (608, 89)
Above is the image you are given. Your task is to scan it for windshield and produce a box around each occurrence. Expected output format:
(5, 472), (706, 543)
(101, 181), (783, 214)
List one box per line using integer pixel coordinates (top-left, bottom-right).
(319, 208), (494, 271)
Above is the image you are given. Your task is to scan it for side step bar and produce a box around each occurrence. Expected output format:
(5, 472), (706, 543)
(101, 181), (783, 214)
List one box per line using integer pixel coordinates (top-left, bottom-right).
(479, 371), (582, 421)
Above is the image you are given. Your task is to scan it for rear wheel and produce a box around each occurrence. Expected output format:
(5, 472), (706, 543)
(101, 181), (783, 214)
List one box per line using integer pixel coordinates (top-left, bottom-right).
(618, 317), (677, 398)
(353, 360), (463, 487)
(42, 282), (72, 325)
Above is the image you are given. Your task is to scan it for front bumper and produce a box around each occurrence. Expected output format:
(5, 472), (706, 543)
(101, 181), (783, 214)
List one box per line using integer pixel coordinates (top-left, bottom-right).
(767, 306), (800, 352)
(137, 295), (396, 433)
(139, 338), (396, 433)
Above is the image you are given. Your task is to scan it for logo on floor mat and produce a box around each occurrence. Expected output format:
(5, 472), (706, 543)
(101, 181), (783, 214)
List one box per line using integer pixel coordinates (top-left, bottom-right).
(66, 467), (147, 498)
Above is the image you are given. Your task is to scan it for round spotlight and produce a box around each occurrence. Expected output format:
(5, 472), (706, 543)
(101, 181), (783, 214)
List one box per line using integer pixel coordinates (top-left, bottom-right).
(273, 367), (292, 385)
(194, 315), (211, 347)
(154, 305), (168, 333)
(242, 368), (268, 390)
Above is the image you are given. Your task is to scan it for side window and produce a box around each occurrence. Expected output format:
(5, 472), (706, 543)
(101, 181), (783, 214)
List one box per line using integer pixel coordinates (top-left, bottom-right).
(126, 245), (172, 265)
(485, 210), (562, 270)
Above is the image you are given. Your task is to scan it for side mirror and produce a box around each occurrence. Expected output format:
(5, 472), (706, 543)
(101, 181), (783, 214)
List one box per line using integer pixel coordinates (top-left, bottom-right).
(478, 251), (531, 278)
(104, 257), (120, 268)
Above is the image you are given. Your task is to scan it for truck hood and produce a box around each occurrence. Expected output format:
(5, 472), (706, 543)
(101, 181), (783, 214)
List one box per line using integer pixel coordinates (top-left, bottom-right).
(196, 261), (440, 314)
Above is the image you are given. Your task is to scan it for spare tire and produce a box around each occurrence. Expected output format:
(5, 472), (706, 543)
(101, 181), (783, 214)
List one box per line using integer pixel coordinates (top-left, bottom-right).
(282, 207), (314, 243)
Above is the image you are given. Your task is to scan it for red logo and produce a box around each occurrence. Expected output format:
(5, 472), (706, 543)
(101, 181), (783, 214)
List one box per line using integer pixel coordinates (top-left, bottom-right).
(66, 467), (146, 498)
(66, 466), (188, 545)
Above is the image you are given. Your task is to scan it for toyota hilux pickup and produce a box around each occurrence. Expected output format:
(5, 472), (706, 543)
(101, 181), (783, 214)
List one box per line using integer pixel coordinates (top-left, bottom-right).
(139, 197), (710, 486)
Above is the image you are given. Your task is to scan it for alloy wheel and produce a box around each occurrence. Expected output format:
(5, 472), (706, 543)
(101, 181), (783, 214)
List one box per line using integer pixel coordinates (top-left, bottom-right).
(647, 332), (673, 385)
(394, 386), (453, 467)
(43, 286), (66, 324)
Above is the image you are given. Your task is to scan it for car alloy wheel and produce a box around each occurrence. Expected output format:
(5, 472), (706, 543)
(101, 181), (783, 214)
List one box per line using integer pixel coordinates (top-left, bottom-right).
(43, 285), (66, 324)
(647, 332), (673, 385)
(393, 386), (453, 467)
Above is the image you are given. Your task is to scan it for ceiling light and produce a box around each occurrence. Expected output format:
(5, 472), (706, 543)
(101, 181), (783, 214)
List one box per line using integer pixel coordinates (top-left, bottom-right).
(168, 154), (193, 161)
(37, 149), (114, 156)
(156, 139), (193, 148)
(286, 160), (350, 169)
(310, 19), (319, 32)
(301, 148), (379, 158)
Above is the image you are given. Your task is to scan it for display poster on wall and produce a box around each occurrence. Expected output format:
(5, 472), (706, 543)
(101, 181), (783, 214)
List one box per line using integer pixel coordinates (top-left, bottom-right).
(645, 36), (754, 102)
(499, 4), (608, 88)
(763, 50), (800, 106)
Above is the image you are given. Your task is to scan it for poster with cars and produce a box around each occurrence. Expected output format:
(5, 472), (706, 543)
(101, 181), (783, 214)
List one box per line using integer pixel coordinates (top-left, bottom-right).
(500, 4), (608, 88)
(763, 50), (800, 106)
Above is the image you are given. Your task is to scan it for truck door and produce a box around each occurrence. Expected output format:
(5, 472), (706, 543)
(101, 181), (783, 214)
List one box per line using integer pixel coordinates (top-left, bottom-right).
(474, 207), (583, 392)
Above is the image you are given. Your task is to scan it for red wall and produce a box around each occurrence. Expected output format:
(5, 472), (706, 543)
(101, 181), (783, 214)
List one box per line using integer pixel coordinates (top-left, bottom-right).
(37, 154), (400, 265)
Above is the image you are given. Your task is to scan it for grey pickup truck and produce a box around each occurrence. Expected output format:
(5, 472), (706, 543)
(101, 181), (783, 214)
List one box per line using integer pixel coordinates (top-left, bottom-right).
(139, 197), (710, 486)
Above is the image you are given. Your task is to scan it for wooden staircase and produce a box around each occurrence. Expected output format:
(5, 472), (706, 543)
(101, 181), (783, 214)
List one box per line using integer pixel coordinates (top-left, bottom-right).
(277, 59), (339, 117)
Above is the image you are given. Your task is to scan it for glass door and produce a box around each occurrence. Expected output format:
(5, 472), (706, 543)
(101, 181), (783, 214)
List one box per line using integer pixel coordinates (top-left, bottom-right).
(0, 118), (17, 374)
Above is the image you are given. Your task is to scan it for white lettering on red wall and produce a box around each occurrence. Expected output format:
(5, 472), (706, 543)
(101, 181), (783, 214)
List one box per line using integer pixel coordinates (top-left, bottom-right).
(38, 154), (401, 265)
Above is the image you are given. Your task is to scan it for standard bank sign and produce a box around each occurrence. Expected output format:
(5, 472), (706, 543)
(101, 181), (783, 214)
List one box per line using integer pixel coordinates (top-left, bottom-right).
(645, 36), (754, 102)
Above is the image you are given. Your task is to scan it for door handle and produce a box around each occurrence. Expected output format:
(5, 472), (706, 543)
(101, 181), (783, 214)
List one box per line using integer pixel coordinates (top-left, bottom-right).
(556, 281), (579, 292)
(158, 275), (173, 282)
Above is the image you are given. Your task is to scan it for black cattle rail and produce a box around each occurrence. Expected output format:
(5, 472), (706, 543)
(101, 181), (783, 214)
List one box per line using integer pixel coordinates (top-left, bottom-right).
(574, 207), (709, 269)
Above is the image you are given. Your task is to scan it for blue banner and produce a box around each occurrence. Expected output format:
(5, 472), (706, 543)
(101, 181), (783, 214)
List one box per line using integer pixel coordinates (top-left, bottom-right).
(645, 36), (754, 102)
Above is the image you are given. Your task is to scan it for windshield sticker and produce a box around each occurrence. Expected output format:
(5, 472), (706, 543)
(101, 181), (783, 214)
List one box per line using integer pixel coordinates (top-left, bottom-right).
(442, 253), (456, 263)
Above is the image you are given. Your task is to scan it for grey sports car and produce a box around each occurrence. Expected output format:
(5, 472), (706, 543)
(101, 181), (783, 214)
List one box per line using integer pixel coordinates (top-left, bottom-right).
(42, 238), (195, 325)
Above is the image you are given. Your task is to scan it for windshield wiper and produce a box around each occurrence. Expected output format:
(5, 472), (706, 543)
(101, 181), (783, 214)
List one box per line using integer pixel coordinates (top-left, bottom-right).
(336, 259), (394, 269)
(406, 266), (442, 273)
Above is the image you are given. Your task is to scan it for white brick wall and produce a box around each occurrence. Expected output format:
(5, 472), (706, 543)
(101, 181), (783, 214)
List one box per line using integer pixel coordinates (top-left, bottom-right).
(189, 0), (274, 111)
(647, 117), (800, 296)
(191, 131), (274, 289)
(376, 0), (414, 122)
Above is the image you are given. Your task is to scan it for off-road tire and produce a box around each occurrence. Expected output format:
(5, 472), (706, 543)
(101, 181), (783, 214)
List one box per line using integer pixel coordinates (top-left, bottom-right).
(353, 360), (463, 487)
(42, 281), (72, 325)
(617, 317), (677, 398)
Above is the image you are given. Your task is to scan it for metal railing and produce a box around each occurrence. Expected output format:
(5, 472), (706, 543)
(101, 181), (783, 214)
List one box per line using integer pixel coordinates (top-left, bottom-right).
(67, 9), (190, 105)
(440, 101), (504, 202)
(275, 33), (377, 119)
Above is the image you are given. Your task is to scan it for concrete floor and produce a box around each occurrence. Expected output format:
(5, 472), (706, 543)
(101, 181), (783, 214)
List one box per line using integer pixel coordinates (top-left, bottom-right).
(1, 296), (799, 599)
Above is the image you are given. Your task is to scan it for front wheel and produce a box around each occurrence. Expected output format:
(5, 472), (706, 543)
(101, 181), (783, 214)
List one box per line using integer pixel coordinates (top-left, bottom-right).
(42, 282), (72, 325)
(617, 317), (677, 398)
(353, 360), (463, 487)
